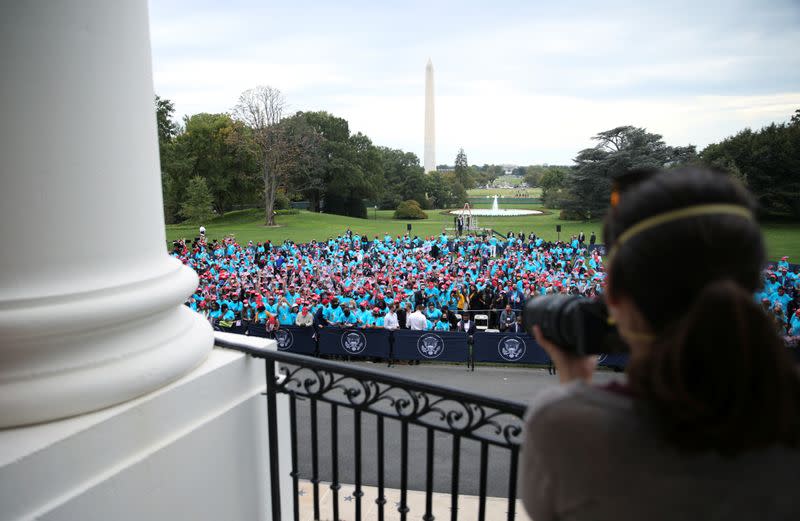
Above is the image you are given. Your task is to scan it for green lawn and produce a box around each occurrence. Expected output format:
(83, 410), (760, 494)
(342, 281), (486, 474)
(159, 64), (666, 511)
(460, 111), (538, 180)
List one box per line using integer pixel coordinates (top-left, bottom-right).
(166, 205), (800, 261)
(493, 175), (524, 187)
(467, 187), (541, 198)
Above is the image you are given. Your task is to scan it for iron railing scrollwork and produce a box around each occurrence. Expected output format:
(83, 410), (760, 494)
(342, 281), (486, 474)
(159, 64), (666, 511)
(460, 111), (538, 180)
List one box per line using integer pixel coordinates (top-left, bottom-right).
(216, 337), (528, 521)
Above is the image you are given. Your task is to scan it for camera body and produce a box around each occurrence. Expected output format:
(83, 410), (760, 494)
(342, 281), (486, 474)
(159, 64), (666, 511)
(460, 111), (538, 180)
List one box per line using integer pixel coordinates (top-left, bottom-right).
(522, 295), (627, 356)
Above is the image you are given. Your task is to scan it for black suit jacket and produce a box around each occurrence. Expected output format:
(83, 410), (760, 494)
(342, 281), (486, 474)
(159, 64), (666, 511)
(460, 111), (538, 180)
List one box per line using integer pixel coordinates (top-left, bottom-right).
(458, 320), (477, 335)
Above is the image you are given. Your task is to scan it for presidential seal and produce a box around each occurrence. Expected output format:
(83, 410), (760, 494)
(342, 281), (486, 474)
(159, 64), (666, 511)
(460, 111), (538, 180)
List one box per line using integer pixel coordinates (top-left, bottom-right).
(417, 333), (445, 359)
(498, 336), (526, 362)
(274, 329), (294, 351)
(340, 330), (367, 354)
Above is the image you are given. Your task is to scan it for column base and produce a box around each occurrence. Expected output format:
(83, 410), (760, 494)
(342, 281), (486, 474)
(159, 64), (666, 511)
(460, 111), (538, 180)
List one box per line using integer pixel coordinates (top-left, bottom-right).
(0, 263), (214, 428)
(0, 347), (270, 521)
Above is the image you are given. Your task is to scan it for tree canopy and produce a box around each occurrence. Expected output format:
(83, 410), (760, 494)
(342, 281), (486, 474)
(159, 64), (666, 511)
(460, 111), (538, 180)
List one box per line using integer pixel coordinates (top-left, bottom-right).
(180, 176), (215, 223)
(701, 110), (800, 218)
(155, 93), (798, 226)
(558, 126), (696, 218)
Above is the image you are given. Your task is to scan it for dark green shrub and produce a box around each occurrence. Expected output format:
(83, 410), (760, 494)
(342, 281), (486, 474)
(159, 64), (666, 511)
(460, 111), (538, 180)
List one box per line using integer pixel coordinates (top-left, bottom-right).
(394, 200), (428, 219)
(559, 208), (587, 220)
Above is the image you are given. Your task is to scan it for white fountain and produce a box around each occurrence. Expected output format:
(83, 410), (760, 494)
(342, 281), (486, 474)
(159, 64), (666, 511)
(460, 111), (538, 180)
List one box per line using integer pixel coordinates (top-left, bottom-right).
(450, 195), (541, 217)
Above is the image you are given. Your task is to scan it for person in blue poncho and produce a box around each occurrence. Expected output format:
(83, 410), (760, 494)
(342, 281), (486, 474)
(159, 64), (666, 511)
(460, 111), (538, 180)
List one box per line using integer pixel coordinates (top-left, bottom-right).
(425, 301), (442, 321)
(789, 308), (800, 336)
(770, 286), (792, 314)
(368, 308), (385, 328)
(434, 315), (451, 331)
(220, 304), (235, 322)
(340, 307), (359, 327)
(276, 297), (293, 325)
(208, 302), (221, 321)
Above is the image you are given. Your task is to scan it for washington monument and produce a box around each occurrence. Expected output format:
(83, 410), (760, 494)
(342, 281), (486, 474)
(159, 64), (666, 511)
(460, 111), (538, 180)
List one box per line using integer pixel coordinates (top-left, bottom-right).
(424, 59), (435, 174)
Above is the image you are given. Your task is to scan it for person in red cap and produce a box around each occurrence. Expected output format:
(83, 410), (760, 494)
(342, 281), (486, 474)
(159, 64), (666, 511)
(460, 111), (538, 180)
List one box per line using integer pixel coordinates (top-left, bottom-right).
(295, 305), (313, 327)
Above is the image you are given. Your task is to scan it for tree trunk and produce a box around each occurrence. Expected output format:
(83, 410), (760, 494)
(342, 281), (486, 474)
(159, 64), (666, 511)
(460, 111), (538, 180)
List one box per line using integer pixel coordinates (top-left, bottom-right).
(268, 173), (278, 226)
(264, 163), (274, 226)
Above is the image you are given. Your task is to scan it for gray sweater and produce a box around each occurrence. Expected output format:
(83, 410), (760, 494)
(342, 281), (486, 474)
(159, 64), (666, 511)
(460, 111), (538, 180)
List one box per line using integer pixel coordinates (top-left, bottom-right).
(520, 381), (800, 521)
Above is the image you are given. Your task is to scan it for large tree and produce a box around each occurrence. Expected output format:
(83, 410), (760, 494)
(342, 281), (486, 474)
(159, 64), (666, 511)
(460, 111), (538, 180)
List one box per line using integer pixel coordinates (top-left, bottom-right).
(454, 148), (474, 189)
(155, 95), (179, 146)
(155, 95), (181, 222)
(425, 171), (467, 209)
(180, 176), (215, 223)
(175, 113), (259, 215)
(232, 86), (288, 226)
(560, 126), (696, 218)
(538, 166), (569, 207)
(701, 110), (800, 218)
(296, 111), (381, 217)
(376, 147), (427, 209)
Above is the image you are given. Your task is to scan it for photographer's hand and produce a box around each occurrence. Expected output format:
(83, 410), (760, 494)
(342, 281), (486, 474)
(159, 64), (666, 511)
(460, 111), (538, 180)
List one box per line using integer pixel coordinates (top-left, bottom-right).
(533, 325), (597, 384)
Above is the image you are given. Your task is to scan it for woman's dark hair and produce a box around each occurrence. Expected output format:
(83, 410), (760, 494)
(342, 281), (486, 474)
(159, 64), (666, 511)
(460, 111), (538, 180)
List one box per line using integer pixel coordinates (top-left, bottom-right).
(603, 167), (800, 455)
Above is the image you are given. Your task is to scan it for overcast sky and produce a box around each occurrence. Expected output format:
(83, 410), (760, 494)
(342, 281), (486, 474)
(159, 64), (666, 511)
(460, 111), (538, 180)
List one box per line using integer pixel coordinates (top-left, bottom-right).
(148, 0), (800, 166)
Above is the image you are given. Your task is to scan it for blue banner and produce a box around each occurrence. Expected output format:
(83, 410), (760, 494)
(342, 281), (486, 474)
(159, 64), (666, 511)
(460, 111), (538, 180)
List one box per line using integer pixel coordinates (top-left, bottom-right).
(392, 330), (469, 362)
(274, 326), (317, 355)
(318, 327), (391, 358)
(597, 353), (629, 368)
(245, 324), (317, 355)
(246, 323), (268, 337)
(473, 332), (549, 364)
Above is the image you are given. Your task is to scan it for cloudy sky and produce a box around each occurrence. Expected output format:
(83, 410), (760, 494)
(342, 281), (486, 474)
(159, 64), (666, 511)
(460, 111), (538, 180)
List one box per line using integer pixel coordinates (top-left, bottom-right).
(148, 0), (800, 166)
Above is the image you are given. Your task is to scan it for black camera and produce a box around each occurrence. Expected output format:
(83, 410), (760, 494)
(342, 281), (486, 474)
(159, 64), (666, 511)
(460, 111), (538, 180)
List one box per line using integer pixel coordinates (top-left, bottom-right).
(522, 295), (627, 356)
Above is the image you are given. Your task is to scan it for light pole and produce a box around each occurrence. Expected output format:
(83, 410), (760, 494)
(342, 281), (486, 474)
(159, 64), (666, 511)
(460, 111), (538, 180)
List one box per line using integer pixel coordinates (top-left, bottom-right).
(373, 205), (378, 220)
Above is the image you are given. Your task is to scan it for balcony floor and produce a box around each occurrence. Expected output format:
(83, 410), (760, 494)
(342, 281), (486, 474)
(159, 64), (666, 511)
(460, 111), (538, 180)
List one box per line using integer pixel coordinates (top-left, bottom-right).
(297, 478), (532, 521)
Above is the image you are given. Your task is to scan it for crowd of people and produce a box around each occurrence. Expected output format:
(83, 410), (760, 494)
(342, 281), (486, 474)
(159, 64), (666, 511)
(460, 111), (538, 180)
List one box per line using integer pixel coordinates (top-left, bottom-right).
(173, 229), (606, 334)
(172, 228), (800, 341)
(756, 256), (800, 337)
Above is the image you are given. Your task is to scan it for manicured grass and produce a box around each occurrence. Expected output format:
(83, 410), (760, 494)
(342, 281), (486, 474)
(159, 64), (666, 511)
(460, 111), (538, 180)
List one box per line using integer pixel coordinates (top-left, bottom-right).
(761, 223), (800, 264)
(494, 175), (524, 187)
(467, 187), (541, 198)
(166, 205), (594, 244)
(166, 206), (800, 261)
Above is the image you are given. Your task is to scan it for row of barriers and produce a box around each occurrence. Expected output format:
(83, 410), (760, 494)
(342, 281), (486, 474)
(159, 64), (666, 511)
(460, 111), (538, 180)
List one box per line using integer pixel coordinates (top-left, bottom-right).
(216, 323), (631, 369)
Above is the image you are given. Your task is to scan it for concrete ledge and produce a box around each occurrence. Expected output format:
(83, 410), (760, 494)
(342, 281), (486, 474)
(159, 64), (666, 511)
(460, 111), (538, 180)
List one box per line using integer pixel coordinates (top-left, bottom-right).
(0, 348), (268, 521)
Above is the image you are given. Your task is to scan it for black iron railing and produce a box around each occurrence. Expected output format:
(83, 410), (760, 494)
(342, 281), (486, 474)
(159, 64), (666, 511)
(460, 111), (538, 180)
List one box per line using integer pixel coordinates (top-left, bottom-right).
(216, 336), (529, 521)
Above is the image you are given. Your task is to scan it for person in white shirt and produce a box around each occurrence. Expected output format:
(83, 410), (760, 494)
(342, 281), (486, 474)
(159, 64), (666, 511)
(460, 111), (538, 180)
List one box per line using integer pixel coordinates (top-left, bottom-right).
(407, 304), (428, 330)
(384, 304), (399, 330)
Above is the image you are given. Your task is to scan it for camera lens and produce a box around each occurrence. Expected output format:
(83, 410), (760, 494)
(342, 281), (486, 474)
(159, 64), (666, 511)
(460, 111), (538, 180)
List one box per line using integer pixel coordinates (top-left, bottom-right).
(524, 295), (581, 354)
(523, 295), (625, 356)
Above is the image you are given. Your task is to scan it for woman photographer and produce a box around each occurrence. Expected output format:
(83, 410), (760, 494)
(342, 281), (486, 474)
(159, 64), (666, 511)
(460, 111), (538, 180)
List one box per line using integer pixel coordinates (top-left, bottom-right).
(521, 168), (800, 520)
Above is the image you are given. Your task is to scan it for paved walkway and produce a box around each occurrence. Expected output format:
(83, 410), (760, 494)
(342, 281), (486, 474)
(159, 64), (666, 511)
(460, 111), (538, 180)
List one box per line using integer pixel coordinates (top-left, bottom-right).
(297, 478), (532, 521)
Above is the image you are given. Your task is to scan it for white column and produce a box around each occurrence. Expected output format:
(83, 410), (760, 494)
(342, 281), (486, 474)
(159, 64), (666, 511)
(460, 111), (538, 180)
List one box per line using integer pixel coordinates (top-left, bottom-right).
(0, 1), (213, 428)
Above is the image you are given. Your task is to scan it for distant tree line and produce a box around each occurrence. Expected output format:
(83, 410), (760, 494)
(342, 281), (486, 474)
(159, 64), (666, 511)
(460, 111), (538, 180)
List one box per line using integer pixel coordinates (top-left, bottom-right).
(158, 88), (798, 224)
(156, 89), (477, 225)
(701, 110), (800, 219)
(531, 110), (800, 220)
